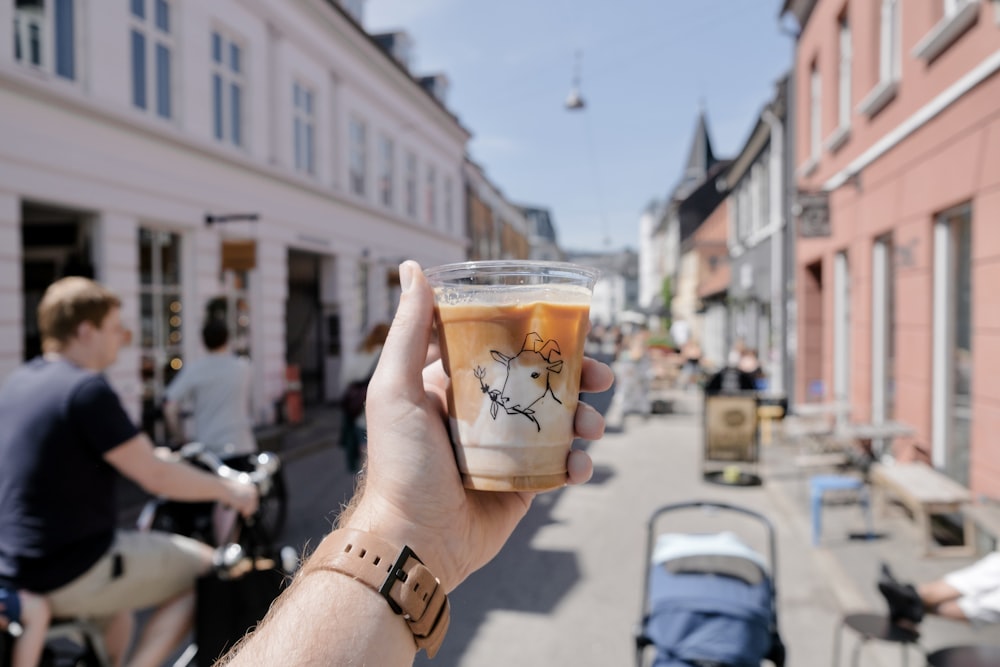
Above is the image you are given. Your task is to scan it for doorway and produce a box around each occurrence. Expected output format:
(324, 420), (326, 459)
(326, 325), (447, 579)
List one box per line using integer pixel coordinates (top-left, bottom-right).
(802, 260), (824, 402)
(286, 249), (324, 407)
(21, 203), (94, 360)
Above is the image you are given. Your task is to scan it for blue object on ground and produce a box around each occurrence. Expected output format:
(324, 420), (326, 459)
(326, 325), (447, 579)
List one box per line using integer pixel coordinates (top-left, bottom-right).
(810, 474), (874, 545)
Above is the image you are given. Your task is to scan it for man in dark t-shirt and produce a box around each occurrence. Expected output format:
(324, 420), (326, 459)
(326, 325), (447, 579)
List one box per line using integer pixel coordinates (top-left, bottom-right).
(0, 277), (258, 667)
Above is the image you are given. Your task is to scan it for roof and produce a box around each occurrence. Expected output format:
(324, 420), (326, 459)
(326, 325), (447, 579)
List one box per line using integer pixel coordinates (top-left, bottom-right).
(321, 1), (471, 138)
(671, 109), (718, 201)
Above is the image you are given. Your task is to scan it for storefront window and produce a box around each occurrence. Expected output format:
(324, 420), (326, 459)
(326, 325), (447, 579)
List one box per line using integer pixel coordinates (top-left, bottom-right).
(139, 227), (183, 440)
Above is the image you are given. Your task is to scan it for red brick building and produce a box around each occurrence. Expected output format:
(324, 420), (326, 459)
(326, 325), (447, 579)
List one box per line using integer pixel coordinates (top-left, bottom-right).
(783, 0), (1000, 494)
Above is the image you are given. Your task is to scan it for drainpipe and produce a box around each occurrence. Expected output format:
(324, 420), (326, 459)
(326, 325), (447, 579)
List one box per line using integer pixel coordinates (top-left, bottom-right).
(762, 107), (785, 396)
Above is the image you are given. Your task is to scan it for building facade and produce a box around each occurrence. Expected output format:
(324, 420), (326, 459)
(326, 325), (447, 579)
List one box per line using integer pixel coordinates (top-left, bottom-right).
(784, 0), (1000, 494)
(1, 0), (469, 435)
(725, 78), (792, 394)
(463, 158), (530, 262)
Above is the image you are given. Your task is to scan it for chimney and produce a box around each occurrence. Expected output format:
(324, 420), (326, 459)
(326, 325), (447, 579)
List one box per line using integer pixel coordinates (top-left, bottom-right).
(372, 31), (414, 71)
(418, 74), (450, 104)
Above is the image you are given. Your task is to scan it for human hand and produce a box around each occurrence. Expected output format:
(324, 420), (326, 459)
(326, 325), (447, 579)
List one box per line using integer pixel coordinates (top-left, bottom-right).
(341, 260), (613, 592)
(224, 479), (260, 518)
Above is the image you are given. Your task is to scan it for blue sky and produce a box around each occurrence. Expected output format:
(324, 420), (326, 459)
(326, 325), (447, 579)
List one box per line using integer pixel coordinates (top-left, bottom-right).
(365, 1), (794, 253)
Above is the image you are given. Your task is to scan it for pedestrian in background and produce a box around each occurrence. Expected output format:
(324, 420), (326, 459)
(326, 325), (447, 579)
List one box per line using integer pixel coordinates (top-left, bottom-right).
(163, 318), (257, 457)
(340, 322), (390, 473)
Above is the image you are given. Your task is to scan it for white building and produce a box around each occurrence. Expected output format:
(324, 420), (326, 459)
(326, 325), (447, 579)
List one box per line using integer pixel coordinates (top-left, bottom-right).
(0, 0), (469, 434)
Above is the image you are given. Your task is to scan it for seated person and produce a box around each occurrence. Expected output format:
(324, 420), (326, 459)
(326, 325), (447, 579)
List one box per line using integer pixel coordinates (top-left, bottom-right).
(704, 350), (757, 394)
(878, 555), (1000, 627)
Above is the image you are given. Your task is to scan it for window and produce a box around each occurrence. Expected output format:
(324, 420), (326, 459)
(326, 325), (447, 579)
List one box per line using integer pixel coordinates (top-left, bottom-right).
(914, 0), (979, 63)
(879, 0), (900, 84)
(858, 0), (900, 116)
(139, 228), (183, 441)
(943, 0), (972, 15)
(378, 134), (394, 208)
(872, 235), (896, 427)
(130, 0), (173, 119)
(211, 31), (245, 147)
(444, 176), (454, 232)
(13, 0), (76, 80)
(425, 165), (437, 224)
(404, 151), (417, 218)
(349, 117), (367, 196)
(932, 206), (972, 485)
(293, 81), (315, 175)
(809, 62), (821, 162)
(837, 16), (851, 129)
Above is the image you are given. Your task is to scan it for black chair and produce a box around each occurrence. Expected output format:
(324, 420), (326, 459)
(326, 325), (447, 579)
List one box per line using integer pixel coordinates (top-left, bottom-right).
(832, 612), (923, 667)
(925, 645), (1000, 667)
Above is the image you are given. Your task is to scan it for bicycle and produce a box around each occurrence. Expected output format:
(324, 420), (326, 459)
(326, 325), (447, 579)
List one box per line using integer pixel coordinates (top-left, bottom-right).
(2, 446), (296, 667)
(136, 442), (289, 551)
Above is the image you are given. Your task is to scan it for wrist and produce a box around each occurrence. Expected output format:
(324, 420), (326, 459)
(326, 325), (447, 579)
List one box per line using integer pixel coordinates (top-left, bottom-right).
(301, 528), (451, 658)
(341, 498), (461, 593)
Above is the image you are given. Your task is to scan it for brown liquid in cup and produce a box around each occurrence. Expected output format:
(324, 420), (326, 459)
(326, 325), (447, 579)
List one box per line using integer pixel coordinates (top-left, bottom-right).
(435, 300), (591, 491)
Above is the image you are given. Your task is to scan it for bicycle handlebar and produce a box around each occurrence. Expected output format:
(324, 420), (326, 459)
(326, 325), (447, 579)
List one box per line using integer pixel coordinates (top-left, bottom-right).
(176, 442), (280, 489)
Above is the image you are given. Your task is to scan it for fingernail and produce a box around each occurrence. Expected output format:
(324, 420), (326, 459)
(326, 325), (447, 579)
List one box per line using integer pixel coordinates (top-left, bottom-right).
(399, 261), (414, 293)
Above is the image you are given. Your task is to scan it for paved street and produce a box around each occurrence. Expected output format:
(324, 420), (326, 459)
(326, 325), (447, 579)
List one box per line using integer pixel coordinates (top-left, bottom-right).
(272, 386), (1000, 666)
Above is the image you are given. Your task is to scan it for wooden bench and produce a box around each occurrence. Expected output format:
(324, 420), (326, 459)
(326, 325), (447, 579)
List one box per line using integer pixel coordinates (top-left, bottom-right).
(870, 462), (975, 557)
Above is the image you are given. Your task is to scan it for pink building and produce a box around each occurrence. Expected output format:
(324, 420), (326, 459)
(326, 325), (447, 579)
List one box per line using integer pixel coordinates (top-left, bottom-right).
(783, 0), (1000, 495)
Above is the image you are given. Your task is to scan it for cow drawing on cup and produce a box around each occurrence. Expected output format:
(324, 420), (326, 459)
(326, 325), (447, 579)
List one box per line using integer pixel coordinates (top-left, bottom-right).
(474, 332), (563, 432)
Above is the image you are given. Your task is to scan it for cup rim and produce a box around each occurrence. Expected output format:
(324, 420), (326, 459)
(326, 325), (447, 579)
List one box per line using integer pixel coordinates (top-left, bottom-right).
(423, 259), (600, 286)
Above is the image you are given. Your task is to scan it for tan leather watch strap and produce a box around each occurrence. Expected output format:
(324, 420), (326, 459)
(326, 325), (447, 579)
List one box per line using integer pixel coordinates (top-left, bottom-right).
(303, 528), (450, 658)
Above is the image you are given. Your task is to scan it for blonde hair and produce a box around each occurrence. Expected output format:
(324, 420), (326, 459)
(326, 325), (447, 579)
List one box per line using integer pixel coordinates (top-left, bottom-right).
(37, 277), (121, 352)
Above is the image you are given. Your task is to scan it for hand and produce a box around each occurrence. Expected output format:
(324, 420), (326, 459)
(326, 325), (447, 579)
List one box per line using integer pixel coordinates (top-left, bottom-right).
(224, 479), (260, 518)
(341, 261), (613, 592)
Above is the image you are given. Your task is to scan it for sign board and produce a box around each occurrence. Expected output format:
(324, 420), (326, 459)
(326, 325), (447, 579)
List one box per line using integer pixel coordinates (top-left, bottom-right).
(796, 191), (831, 238)
(221, 240), (256, 271)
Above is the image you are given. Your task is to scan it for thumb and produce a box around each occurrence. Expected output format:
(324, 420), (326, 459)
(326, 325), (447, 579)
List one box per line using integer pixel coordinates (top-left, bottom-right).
(373, 261), (434, 395)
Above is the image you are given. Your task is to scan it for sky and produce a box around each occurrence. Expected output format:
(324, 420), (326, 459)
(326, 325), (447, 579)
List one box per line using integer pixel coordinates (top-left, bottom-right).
(364, 0), (795, 254)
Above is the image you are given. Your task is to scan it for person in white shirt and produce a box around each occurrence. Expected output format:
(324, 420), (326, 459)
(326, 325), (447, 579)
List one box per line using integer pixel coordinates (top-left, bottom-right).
(163, 319), (257, 457)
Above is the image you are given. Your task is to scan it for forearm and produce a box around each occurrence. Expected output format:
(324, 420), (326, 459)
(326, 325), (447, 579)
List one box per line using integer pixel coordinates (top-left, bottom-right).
(141, 457), (229, 503)
(220, 536), (418, 666)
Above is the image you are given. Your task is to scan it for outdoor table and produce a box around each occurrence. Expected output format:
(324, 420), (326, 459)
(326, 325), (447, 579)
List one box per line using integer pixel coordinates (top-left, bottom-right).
(835, 420), (916, 466)
(791, 401), (851, 419)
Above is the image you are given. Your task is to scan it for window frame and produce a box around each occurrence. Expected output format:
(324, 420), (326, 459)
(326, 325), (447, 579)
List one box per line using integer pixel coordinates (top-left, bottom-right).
(377, 133), (394, 208)
(292, 80), (317, 176)
(913, 0), (980, 63)
(404, 151), (418, 219)
(210, 28), (247, 149)
(13, 0), (80, 82)
(129, 0), (175, 120)
(138, 227), (184, 441)
(425, 163), (437, 225)
(348, 116), (368, 197)
(857, 0), (900, 118)
(825, 15), (853, 153)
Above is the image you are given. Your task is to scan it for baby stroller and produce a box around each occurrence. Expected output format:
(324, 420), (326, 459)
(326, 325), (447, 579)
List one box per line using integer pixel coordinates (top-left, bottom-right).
(634, 500), (785, 667)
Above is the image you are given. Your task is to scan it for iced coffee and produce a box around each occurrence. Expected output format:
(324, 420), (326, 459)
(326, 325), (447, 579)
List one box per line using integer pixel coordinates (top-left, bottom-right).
(425, 262), (597, 492)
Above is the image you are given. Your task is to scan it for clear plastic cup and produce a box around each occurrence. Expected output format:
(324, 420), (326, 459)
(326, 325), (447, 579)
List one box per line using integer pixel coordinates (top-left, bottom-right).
(424, 260), (598, 492)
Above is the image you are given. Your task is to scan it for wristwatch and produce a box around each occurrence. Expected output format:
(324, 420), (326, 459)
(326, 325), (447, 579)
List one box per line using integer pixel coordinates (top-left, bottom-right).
(304, 528), (451, 658)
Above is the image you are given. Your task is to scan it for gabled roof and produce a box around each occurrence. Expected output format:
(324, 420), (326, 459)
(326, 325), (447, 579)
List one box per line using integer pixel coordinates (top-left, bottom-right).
(671, 109), (718, 202)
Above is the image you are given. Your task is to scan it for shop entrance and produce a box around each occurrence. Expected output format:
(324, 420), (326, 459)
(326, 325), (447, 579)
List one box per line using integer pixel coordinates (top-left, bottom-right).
(21, 203), (94, 360)
(286, 249), (324, 407)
